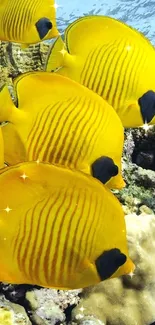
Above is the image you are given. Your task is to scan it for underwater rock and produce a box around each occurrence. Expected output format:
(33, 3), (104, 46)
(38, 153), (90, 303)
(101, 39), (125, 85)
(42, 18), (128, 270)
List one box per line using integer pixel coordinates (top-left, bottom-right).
(139, 205), (154, 215)
(122, 160), (155, 188)
(77, 318), (105, 325)
(123, 129), (135, 160)
(131, 126), (155, 171)
(116, 159), (155, 212)
(121, 127), (155, 212)
(0, 41), (50, 85)
(72, 213), (155, 325)
(26, 288), (81, 325)
(0, 295), (31, 324)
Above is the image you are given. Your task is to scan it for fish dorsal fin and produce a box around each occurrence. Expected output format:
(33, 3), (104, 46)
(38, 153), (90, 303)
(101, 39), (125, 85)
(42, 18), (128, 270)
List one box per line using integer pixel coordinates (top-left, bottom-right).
(14, 71), (90, 102)
(13, 72), (52, 111)
(13, 72), (65, 107)
(13, 72), (37, 107)
(0, 85), (24, 124)
(64, 15), (153, 57)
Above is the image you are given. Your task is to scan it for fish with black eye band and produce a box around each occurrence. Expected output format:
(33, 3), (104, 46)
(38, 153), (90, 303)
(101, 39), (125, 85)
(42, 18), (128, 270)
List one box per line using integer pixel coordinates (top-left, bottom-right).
(0, 0), (59, 45)
(0, 71), (125, 190)
(46, 15), (155, 128)
(0, 161), (135, 289)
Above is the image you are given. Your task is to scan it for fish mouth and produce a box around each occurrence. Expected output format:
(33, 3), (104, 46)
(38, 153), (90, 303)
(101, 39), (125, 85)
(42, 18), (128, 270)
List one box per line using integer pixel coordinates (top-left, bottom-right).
(36, 17), (53, 40)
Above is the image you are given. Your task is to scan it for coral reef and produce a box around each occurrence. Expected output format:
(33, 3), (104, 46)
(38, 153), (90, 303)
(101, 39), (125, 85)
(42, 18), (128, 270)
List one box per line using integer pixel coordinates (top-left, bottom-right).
(115, 127), (155, 213)
(72, 212), (155, 325)
(0, 41), (50, 89)
(26, 288), (81, 325)
(0, 295), (31, 325)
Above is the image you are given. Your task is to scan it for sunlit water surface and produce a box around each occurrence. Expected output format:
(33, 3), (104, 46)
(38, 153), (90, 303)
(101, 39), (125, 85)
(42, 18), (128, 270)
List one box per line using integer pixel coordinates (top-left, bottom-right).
(56, 0), (155, 44)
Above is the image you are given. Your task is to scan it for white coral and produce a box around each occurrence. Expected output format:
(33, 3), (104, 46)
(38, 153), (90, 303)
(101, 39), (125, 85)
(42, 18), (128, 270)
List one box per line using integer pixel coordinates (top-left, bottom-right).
(73, 213), (155, 325)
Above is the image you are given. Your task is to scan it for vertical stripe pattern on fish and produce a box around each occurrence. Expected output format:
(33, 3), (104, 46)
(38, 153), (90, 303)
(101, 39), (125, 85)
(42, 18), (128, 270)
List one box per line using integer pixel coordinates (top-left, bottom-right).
(46, 15), (155, 127)
(0, 0), (58, 44)
(0, 72), (125, 189)
(0, 162), (134, 289)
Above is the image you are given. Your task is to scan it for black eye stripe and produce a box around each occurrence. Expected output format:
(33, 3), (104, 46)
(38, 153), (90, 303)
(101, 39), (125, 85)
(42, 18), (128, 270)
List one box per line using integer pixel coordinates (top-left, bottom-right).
(139, 90), (155, 124)
(95, 248), (127, 280)
(46, 21), (53, 29)
(92, 156), (118, 184)
(36, 18), (53, 40)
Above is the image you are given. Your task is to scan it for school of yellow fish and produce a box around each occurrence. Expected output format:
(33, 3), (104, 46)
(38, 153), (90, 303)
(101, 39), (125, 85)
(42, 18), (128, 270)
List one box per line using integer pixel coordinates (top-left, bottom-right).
(1, 0), (155, 289)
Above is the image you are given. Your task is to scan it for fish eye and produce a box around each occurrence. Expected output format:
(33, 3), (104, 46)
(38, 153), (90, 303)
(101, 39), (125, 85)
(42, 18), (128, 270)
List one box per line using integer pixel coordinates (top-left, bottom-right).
(36, 18), (53, 40)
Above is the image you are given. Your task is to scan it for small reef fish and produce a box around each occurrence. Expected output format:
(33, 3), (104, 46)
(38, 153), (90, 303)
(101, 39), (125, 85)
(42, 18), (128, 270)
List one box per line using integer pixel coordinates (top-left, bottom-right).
(0, 0), (59, 45)
(46, 15), (155, 127)
(0, 162), (134, 289)
(0, 71), (125, 190)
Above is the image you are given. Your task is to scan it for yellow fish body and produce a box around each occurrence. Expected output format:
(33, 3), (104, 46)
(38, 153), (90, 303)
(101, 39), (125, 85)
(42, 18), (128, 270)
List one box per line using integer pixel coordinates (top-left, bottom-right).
(0, 162), (134, 289)
(46, 15), (155, 127)
(0, 128), (4, 169)
(0, 0), (59, 45)
(0, 72), (125, 190)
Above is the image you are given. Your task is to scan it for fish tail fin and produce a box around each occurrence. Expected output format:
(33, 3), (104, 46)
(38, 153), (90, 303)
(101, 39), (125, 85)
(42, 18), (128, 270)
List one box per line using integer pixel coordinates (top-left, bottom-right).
(45, 36), (67, 72)
(0, 85), (21, 124)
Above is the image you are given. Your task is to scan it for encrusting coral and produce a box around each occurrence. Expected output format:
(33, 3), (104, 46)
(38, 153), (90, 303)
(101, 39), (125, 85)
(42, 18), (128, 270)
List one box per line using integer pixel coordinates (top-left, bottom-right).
(72, 212), (155, 325)
(0, 296), (31, 325)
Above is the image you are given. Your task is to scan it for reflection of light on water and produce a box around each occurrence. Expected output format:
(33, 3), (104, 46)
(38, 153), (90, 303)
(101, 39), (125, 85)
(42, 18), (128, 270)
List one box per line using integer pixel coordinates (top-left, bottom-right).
(141, 122), (152, 133)
(128, 271), (135, 279)
(20, 173), (28, 180)
(3, 206), (12, 213)
(59, 47), (67, 56)
(126, 45), (132, 51)
(52, 3), (62, 9)
(79, 306), (85, 312)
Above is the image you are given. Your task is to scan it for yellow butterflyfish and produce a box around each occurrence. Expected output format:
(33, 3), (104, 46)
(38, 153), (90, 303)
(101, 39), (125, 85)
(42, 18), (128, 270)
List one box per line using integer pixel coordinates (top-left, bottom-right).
(0, 161), (134, 289)
(0, 72), (125, 190)
(0, 0), (59, 45)
(46, 15), (155, 127)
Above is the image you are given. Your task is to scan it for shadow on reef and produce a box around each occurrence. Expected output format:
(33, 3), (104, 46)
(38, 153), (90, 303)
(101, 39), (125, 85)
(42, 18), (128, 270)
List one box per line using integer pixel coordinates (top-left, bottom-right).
(113, 127), (155, 214)
(0, 283), (42, 325)
(0, 282), (82, 324)
(131, 126), (155, 171)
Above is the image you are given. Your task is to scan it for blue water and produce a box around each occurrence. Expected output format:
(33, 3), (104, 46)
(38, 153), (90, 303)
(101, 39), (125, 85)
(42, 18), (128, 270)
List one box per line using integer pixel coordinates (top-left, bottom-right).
(56, 0), (155, 44)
